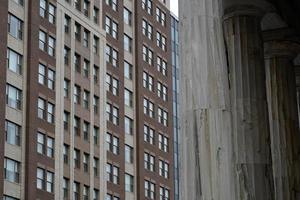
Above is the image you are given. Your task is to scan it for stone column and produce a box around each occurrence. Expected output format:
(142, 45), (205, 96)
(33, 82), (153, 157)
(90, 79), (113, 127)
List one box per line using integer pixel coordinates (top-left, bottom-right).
(265, 41), (300, 200)
(223, 5), (274, 200)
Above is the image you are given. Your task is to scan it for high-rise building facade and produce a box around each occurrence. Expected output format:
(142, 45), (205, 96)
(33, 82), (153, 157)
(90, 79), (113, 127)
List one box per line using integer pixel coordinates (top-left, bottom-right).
(0, 0), (174, 200)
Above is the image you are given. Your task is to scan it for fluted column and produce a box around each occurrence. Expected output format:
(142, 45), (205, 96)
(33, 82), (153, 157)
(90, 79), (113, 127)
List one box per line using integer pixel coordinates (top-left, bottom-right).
(265, 41), (300, 199)
(223, 6), (274, 200)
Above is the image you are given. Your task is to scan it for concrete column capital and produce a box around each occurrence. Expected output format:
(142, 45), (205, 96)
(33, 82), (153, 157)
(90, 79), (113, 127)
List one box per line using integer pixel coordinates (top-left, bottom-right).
(222, 0), (273, 20)
(264, 40), (300, 59)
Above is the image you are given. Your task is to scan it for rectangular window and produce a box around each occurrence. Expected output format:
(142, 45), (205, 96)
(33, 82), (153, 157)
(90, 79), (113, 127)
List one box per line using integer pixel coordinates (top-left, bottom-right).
(83, 29), (90, 47)
(106, 0), (118, 11)
(63, 178), (69, 198)
(106, 163), (119, 184)
(159, 160), (169, 179)
(144, 124), (155, 144)
(73, 181), (80, 200)
(93, 95), (99, 114)
(39, 30), (46, 51)
(157, 56), (167, 76)
(93, 65), (99, 84)
(7, 48), (22, 75)
(157, 82), (168, 101)
(143, 98), (154, 118)
(106, 74), (119, 96)
(47, 102), (54, 123)
(93, 36), (99, 54)
(142, 45), (153, 65)
(156, 31), (167, 51)
(125, 174), (134, 192)
(3, 195), (19, 200)
(64, 79), (70, 98)
(46, 171), (54, 192)
(143, 72), (153, 91)
(159, 187), (170, 200)
(83, 0), (90, 17)
(83, 90), (90, 109)
(83, 121), (90, 141)
(93, 126), (99, 145)
(6, 84), (22, 110)
(64, 46), (70, 65)
(93, 189), (99, 200)
(124, 61), (132, 80)
(5, 120), (21, 146)
(159, 133), (169, 152)
(74, 85), (81, 104)
(144, 152), (155, 171)
(74, 149), (80, 168)
(144, 180), (155, 199)
(142, 0), (152, 14)
(63, 144), (69, 164)
(125, 145), (133, 163)
(156, 7), (166, 26)
(93, 157), (99, 176)
(105, 16), (118, 39)
(124, 34), (132, 52)
(74, 116), (80, 136)
(123, 8), (132, 26)
(36, 168), (54, 193)
(106, 45), (118, 67)
(142, 19), (153, 40)
(75, 22), (81, 41)
(74, 0), (81, 11)
(106, 133), (119, 155)
(93, 6), (99, 24)
(8, 14), (23, 39)
(38, 98), (46, 119)
(64, 14), (71, 33)
(48, 35), (55, 56)
(4, 158), (20, 183)
(125, 116), (133, 135)
(83, 153), (89, 173)
(106, 103), (119, 125)
(158, 107), (168, 126)
(124, 89), (133, 107)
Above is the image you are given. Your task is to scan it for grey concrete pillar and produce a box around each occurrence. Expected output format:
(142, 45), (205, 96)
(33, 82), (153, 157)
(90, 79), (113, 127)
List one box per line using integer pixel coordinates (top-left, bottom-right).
(223, 6), (274, 200)
(265, 41), (300, 200)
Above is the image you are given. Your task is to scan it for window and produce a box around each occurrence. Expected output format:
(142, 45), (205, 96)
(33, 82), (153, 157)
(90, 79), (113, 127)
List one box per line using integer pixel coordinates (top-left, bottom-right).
(63, 144), (69, 164)
(125, 145), (133, 163)
(142, 0), (152, 14)
(46, 171), (54, 192)
(159, 187), (170, 200)
(5, 120), (21, 146)
(39, 30), (55, 56)
(106, 163), (119, 184)
(142, 45), (153, 65)
(83, 121), (89, 141)
(39, 0), (56, 24)
(145, 180), (155, 199)
(74, 0), (81, 11)
(106, 74), (119, 96)
(93, 157), (99, 176)
(6, 84), (22, 110)
(73, 182), (80, 200)
(124, 61), (132, 80)
(156, 31), (167, 51)
(74, 53), (81, 72)
(38, 98), (46, 119)
(142, 19), (153, 40)
(106, 45), (118, 67)
(93, 95), (99, 114)
(8, 14), (23, 39)
(37, 132), (54, 158)
(93, 36), (99, 54)
(74, 149), (80, 168)
(159, 160), (169, 179)
(143, 72), (153, 91)
(63, 111), (69, 130)
(124, 89), (133, 107)
(106, 194), (120, 200)
(106, 103), (119, 125)
(7, 48), (22, 75)
(93, 65), (99, 84)
(39, 30), (46, 51)
(159, 133), (169, 152)
(105, 16), (118, 39)
(38, 63), (55, 90)
(144, 124), (154, 144)
(83, 59), (90, 78)
(144, 152), (155, 171)
(75, 22), (81, 41)
(4, 158), (20, 183)
(37, 168), (54, 193)
(64, 79), (70, 98)
(93, 7), (99, 24)
(156, 7), (166, 26)
(64, 46), (70, 65)
(74, 116), (80, 136)
(93, 189), (99, 200)
(143, 98), (154, 118)
(125, 116), (133, 135)
(123, 8), (132, 26)
(74, 85), (81, 104)
(83, 153), (89, 173)
(64, 14), (71, 33)
(48, 36), (55, 56)
(83, 0), (90, 17)
(125, 174), (134, 192)
(83, 90), (90, 109)
(106, 0), (118, 11)
(157, 82), (168, 101)
(157, 56), (167, 76)
(63, 178), (69, 199)
(3, 196), (19, 200)
(83, 29), (90, 47)
(106, 133), (119, 155)
(93, 126), (99, 145)
(124, 34), (132, 53)
(47, 102), (55, 123)
(158, 107), (168, 126)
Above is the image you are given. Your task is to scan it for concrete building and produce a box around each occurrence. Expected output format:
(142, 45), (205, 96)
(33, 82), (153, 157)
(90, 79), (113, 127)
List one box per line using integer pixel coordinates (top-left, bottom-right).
(180, 0), (300, 199)
(0, 0), (174, 199)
